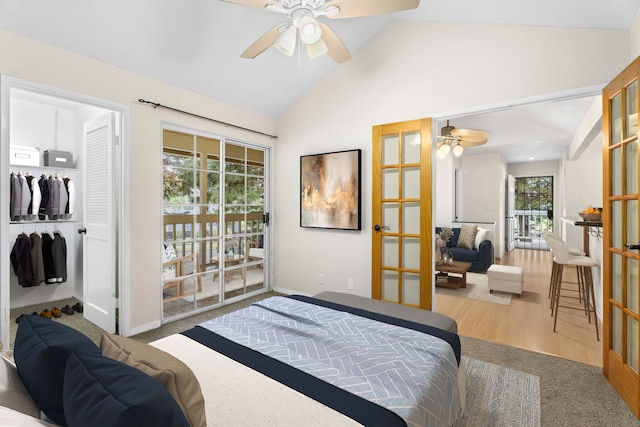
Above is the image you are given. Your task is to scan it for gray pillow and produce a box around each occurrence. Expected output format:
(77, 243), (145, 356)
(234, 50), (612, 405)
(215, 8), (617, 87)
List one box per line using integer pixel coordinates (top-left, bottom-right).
(457, 224), (478, 250)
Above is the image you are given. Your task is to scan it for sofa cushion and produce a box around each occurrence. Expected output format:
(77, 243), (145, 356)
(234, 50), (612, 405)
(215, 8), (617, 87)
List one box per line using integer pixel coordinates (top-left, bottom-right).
(14, 315), (101, 425)
(447, 247), (479, 262)
(63, 350), (190, 427)
(475, 227), (490, 249)
(457, 224), (478, 249)
(100, 333), (206, 427)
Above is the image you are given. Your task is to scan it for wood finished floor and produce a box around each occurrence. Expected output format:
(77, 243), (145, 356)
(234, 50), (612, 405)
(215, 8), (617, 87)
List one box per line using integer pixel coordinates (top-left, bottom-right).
(435, 248), (603, 367)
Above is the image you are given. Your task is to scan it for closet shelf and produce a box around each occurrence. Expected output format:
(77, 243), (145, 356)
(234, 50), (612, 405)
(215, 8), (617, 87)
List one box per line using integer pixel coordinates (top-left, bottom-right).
(10, 219), (80, 225)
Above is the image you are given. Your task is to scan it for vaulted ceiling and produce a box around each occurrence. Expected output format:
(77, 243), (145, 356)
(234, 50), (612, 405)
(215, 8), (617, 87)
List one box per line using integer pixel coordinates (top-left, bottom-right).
(1, 0), (638, 162)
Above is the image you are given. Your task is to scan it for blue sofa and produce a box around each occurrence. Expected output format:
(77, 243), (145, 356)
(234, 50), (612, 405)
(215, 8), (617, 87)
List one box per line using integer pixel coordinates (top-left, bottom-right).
(436, 227), (494, 272)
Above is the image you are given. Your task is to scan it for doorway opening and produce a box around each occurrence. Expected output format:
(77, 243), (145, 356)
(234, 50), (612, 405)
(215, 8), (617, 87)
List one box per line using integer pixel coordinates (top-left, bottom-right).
(513, 175), (553, 250)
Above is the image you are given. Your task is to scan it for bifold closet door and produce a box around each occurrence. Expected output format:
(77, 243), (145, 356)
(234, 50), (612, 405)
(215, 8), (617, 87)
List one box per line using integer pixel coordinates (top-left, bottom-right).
(82, 113), (117, 334)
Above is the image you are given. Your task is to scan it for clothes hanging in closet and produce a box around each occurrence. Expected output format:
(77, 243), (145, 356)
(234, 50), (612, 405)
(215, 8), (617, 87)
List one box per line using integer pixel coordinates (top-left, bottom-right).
(10, 231), (67, 287)
(10, 173), (76, 221)
(10, 233), (36, 287)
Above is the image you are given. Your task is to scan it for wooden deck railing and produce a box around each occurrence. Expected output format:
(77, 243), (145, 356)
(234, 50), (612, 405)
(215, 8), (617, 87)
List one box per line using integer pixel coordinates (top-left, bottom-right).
(163, 212), (264, 271)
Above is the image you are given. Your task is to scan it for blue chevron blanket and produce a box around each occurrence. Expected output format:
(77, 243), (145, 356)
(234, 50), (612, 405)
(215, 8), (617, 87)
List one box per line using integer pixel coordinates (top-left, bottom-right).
(195, 296), (462, 427)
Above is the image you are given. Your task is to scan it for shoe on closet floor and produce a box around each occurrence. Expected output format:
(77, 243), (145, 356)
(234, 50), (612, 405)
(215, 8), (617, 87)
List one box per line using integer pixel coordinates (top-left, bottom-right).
(72, 303), (83, 313)
(61, 305), (74, 315)
(50, 307), (62, 318)
(39, 309), (51, 319)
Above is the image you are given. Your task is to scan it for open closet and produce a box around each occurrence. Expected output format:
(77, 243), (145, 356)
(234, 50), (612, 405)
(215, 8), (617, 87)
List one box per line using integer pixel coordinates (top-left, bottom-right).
(0, 77), (127, 348)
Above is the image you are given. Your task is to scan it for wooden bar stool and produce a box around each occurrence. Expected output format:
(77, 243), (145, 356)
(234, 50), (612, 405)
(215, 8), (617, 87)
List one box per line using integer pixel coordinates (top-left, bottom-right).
(545, 235), (599, 341)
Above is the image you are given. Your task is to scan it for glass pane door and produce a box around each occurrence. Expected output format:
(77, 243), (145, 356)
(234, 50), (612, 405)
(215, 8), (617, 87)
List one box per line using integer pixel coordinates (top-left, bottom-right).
(162, 129), (267, 320)
(603, 57), (640, 417)
(372, 119), (432, 309)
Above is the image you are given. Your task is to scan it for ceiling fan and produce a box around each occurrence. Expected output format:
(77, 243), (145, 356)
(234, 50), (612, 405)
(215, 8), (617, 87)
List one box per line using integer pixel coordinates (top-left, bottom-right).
(436, 120), (489, 158)
(220, 0), (421, 63)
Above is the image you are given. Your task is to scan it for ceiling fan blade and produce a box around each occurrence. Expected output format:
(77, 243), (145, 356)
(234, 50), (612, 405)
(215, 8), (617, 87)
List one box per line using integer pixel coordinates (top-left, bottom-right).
(325, 0), (420, 19)
(240, 24), (286, 59)
(220, 0), (279, 10)
(319, 23), (351, 63)
(451, 128), (489, 147)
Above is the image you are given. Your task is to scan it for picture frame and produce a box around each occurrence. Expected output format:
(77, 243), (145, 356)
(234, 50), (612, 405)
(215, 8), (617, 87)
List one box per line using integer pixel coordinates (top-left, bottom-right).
(300, 149), (361, 230)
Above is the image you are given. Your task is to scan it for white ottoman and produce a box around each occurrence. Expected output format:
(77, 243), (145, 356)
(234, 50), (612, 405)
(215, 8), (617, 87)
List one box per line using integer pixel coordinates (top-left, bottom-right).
(487, 265), (524, 297)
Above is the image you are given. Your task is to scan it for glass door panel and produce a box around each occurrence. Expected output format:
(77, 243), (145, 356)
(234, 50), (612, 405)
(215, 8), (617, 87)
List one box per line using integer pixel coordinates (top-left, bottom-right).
(626, 81), (638, 138)
(162, 129), (268, 321)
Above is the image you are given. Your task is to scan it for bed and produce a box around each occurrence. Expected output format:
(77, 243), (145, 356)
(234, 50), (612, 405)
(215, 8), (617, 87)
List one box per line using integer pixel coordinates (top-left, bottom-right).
(5, 292), (464, 427)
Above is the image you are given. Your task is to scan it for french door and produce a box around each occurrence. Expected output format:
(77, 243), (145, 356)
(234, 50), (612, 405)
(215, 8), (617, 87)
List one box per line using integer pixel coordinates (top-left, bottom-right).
(602, 56), (640, 417)
(372, 119), (433, 309)
(161, 127), (268, 320)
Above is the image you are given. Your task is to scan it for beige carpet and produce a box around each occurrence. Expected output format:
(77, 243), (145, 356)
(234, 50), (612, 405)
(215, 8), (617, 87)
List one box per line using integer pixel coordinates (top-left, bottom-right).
(436, 272), (512, 305)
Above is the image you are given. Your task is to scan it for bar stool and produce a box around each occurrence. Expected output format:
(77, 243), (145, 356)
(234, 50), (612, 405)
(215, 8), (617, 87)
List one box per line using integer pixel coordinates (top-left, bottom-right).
(546, 235), (599, 341)
(544, 233), (590, 315)
(542, 231), (586, 305)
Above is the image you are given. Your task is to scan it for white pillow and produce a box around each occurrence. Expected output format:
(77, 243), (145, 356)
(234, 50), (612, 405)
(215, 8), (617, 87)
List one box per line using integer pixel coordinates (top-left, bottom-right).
(475, 228), (490, 249)
(0, 406), (58, 426)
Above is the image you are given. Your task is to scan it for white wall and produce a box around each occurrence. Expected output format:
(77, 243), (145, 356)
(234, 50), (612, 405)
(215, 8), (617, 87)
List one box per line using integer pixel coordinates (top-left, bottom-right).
(0, 29), (276, 334)
(560, 139), (603, 248)
(274, 21), (630, 298)
(632, 10), (640, 59)
(459, 153), (505, 257)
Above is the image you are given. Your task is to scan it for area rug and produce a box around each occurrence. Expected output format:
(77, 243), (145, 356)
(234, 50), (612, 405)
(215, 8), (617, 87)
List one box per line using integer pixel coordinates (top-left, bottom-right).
(463, 356), (540, 426)
(436, 272), (512, 305)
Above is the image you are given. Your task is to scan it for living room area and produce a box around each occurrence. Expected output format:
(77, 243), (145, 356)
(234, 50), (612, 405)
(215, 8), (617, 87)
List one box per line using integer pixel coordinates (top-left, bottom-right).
(432, 93), (605, 367)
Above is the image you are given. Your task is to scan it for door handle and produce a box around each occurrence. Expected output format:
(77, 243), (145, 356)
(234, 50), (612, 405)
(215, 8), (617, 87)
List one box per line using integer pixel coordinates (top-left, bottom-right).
(374, 225), (390, 232)
(625, 243), (640, 250)
(78, 227), (87, 234)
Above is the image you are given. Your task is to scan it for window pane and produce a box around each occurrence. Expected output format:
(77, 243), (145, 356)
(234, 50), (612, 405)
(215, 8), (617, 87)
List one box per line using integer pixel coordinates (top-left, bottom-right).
(382, 271), (398, 302)
(226, 143), (246, 174)
(246, 177), (264, 204)
(382, 135), (399, 166)
(612, 94), (622, 144)
(626, 141), (638, 194)
(402, 132), (421, 164)
(206, 172), (220, 204)
(625, 81), (638, 139)
(225, 174), (245, 204)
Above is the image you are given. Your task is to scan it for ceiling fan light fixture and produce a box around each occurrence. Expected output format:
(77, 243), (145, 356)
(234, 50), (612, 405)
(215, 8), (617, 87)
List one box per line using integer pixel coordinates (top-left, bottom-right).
(452, 143), (464, 157)
(437, 143), (450, 159)
(299, 15), (322, 44)
(274, 25), (297, 56)
(306, 38), (328, 59)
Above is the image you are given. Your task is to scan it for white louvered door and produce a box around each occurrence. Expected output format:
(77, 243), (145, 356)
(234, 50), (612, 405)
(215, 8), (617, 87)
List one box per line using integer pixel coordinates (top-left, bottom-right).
(82, 113), (116, 333)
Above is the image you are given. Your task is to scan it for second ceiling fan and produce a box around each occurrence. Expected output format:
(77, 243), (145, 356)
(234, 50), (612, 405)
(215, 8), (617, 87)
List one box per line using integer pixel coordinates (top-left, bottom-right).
(221, 0), (420, 63)
(437, 120), (489, 158)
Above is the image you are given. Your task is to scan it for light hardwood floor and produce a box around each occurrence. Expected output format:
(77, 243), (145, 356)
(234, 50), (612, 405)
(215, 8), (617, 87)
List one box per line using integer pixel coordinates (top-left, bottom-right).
(435, 248), (603, 367)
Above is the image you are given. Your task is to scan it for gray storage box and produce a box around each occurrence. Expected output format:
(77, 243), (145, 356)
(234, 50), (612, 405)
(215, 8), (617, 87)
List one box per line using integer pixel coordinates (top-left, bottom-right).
(44, 150), (73, 168)
(10, 145), (40, 167)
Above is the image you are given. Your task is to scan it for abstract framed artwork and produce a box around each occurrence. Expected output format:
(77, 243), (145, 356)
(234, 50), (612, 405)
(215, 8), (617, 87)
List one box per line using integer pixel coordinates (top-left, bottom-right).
(300, 149), (361, 230)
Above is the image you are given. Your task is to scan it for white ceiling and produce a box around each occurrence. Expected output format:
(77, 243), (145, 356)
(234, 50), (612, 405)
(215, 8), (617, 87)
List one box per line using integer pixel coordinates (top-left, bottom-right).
(1, 0), (638, 162)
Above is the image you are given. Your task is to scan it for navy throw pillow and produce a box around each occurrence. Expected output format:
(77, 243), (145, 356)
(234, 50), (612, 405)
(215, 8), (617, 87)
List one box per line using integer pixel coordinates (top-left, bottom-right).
(63, 350), (190, 427)
(14, 314), (100, 425)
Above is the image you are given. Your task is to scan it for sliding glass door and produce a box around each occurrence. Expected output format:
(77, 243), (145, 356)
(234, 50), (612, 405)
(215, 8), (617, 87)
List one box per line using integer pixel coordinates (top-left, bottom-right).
(161, 127), (268, 321)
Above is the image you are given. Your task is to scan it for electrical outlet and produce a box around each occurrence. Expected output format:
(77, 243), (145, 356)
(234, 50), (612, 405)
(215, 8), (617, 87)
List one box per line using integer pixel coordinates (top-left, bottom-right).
(347, 278), (354, 290)
(319, 274), (325, 285)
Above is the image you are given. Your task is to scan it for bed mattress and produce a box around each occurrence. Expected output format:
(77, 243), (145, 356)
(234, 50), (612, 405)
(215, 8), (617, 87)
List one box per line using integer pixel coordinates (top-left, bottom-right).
(151, 293), (464, 427)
